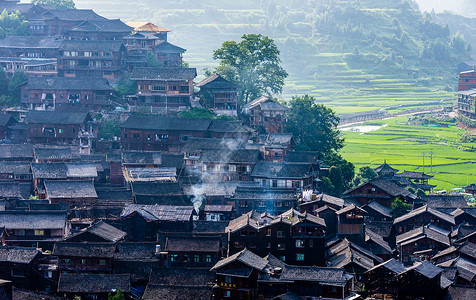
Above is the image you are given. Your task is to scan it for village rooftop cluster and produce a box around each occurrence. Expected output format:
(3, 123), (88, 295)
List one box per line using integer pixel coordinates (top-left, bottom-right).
(0, 1), (474, 300)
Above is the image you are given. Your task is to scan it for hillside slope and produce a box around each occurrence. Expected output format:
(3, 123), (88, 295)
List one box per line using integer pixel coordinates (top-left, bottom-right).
(75, 0), (473, 114)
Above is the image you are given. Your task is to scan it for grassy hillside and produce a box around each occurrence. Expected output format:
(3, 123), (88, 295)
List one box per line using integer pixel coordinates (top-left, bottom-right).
(75, 0), (472, 114)
(341, 116), (476, 190)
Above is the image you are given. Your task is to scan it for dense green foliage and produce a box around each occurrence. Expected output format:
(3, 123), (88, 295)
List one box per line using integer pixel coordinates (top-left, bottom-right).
(32, 0), (76, 9)
(391, 198), (412, 218)
(353, 165), (378, 186)
(113, 79), (137, 97)
(213, 34), (288, 105)
(0, 70), (27, 107)
(285, 95), (342, 155)
(98, 120), (121, 140)
(179, 107), (235, 120)
(0, 10), (30, 38)
(108, 289), (125, 300)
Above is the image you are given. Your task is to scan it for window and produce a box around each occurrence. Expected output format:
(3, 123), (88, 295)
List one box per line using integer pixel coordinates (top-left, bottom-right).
(277, 231), (284, 238)
(58, 129), (63, 134)
(296, 240), (305, 248)
(229, 165), (236, 172)
(225, 276), (232, 283)
(152, 85), (166, 91)
(266, 229), (271, 236)
(17, 230), (25, 236)
(34, 230), (44, 236)
(81, 259), (87, 265)
(183, 255), (190, 262)
(279, 256), (285, 261)
(277, 243), (285, 250)
(98, 260), (106, 265)
(63, 259), (70, 264)
(274, 201), (282, 208)
(44, 271), (53, 278)
(296, 254), (305, 261)
(258, 201), (266, 208)
(267, 242), (271, 248)
(134, 133), (140, 139)
(11, 269), (25, 278)
(168, 85), (177, 91)
(194, 255), (200, 262)
(206, 255), (212, 263)
(170, 254), (179, 262)
(239, 201), (248, 208)
(309, 239), (314, 248)
(71, 128), (75, 134)
(224, 290), (231, 298)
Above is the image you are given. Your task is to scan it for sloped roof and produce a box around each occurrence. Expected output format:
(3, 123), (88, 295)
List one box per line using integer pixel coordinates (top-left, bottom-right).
(25, 77), (112, 91)
(0, 162), (30, 174)
(121, 204), (193, 222)
(165, 236), (221, 252)
(122, 151), (162, 165)
(265, 133), (294, 148)
(0, 144), (33, 159)
(396, 171), (433, 180)
(131, 182), (183, 196)
(345, 177), (416, 198)
(394, 205), (455, 225)
(211, 248), (268, 272)
(366, 258), (407, 274)
(251, 161), (312, 179)
(60, 40), (125, 52)
(200, 149), (260, 164)
(53, 242), (116, 258)
(279, 266), (349, 283)
(243, 97), (289, 111)
(396, 225), (451, 246)
(155, 41), (186, 53)
(327, 238), (382, 270)
(70, 19), (132, 33)
(0, 211), (66, 230)
(0, 114), (14, 127)
(196, 73), (239, 89)
(299, 193), (344, 208)
(131, 67), (196, 81)
(120, 115), (210, 131)
(374, 162), (399, 174)
(407, 260), (443, 279)
(421, 195), (468, 209)
(444, 286), (476, 300)
(365, 228), (393, 254)
(0, 181), (21, 198)
(208, 120), (251, 134)
(114, 242), (160, 260)
(365, 201), (393, 218)
(225, 211), (261, 233)
(68, 221), (126, 243)
(0, 247), (39, 264)
(34, 147), (72, 160)
(126, 21), (171, 32)
(58, 273), (130, 293)
(26, 111), (90, 125)
(41, 9), (105, 21)
(0, 36), (62, 49)
(45, 180), (97, 199)
(335, 204), (367, 216)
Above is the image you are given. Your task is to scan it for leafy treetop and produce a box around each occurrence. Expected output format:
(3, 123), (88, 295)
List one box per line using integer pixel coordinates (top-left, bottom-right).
(213, 34), (288, 106)
(0, 9), (30, 38)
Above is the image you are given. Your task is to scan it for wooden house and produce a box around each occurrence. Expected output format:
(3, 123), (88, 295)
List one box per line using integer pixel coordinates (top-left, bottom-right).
(196, 73), (239, 117)
(126, 21), (171, 41)
(393, 205), (456, 234)
(242, 96), (289, 134)
(0, 114), (16, 140)
(458, 89), (476, 120)
(262, 133), (296, 162)
(251, 161), (317, 191)
(298, 193), (344, 213)
(200, 149), (260, 182)
(343, 177), (417, 207)
(0, 36), (61, 58)
(363, 258), (407, 298)
(155, 41), (186, 67)
(0, 144), (34, 162)
(396, 225), (451, 264)
(53, 242), (116, 274)
(233, 185), (297, 216)
(397, 261), (443, 299)
(130, 67), (196, 114)
(65, 221), (126, 243)
(21, 77), (114, 111)
(58, 40), (126, 79)
(25, 111), (93, 147)
(336, 204), (367, 245)
(163, 236), (222, 267)
(0, 247), (41, 290)
(44, 180), (97, 207)
(459, 70), (476, 91)
(33, 146), (73, 163)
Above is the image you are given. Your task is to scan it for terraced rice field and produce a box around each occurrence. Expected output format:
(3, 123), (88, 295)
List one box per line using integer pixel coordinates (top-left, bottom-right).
(341, 117), (476, 190)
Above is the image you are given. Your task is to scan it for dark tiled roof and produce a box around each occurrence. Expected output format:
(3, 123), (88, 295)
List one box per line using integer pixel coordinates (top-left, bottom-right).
(251, 162), (312, 179)
(0, 246), (39, 264)
(0, 182), (21, 198)
(327, 238), (382, 270)
(243, 97), (289, 111)
(122, 151), (162, 165)
(204, 205), (233, 212)
(71, 221), (126, 243)
(365, 201), (393, 218)
(59, 40), (124, 52)
(114, 242), (160, 260)
(120, 115), (211, 131)
(155, 41), (186, 53)
(0, 144), (33, 159)
(394, 205), (455, 225)
(344, 177), (416, 199)
(207, 120), (251, 133)
(53, 242), (116, 258)
(0, 211), (66, 230)
(143, 286), (211, 300)
(131, 182), (183, 196)
(0, 162), (30, 174)
(374, 162), (399, 174)
(444, 286), (476, 300)
(421, 195), (468, 209)
(279, 266), (349, 283)
(26, 111), (90, 125)
(182, 182), (239, 197)
(192, 221), (228, 234)
(182, 137), (243, 153)
(70, 19), (132, 33)
(0, 114), (13, 127)
(45, 180), (97, 199)
(396, 225), (451, 246)
(196, 73), (239, 89)
(34, 147), (73, 160)
(265, 133), (294, 148)
(25, 77), (112, 91)
(365, 220), (393, 238)
(407, 260), (442, 278)
(160, 154), (184, 169)
(149, 267), (215, 287)
(396, 171), (433, 179)
(164, 236), (220, 252)
(0, 36), (62, 49)
(31, 163), (67, 179)
(131, 67), (196, 81)
(200, 149), (260, 163)
(365, 228), (393, 253)
(211, 248), (268, 272)
(57, 274), (130, 293)
(42, 9), (106, 21)
(366, 258), (407, 274)
(233, 186), (297, 201)
(121, 205), (193, 222)
(335, 204), (367, 216)
(298, 193), (344, 209)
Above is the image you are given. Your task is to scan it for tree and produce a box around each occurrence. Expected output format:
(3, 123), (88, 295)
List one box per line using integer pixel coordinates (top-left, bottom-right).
(0, 9), (30, 38)
(285, 95), (343, 156)
(213, 34), (288, 105)
(391, 198), (412, 218)
(328, 166), (344, 197)
(325, 152), (355, 191)
(320, 177), (335, 195)
(416, 189), (426, 197)
(180, 107), (217, 119)
(108, 289), (124, 300)
(146, 51), (161, 67)
(0, 69), (8, 95)
(358, 166), (377, 181)
(32, 0), (76, 9)
(98, 120), (120, 140)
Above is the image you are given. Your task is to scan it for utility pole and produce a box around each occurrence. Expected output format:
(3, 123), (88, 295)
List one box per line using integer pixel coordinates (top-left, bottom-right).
(430, 151), (434, 173)
(422, 152), (425, 173)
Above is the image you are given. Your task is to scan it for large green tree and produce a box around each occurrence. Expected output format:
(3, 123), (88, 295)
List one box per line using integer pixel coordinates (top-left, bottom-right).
(32, 0), (76, 9)
(0, 10), (30, 38)
(213, 34), (288, 106)
(285, 95), (343, 156)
